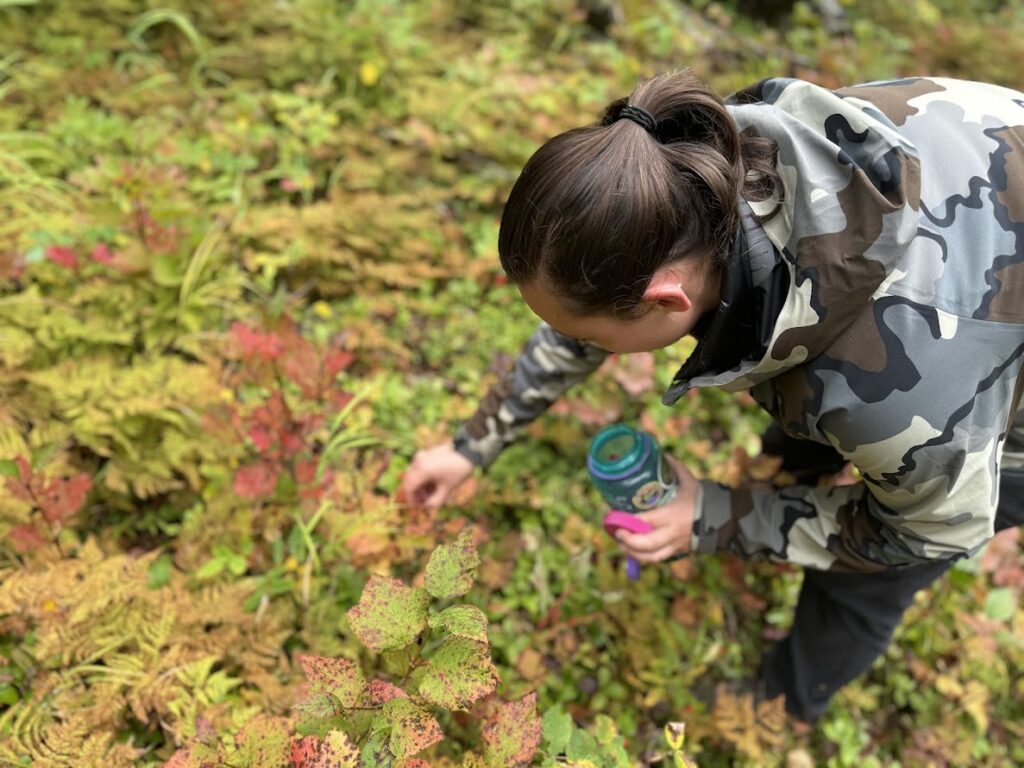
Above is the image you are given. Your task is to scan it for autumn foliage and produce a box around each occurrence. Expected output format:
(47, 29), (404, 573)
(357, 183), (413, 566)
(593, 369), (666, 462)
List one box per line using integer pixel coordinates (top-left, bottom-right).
(1, 1), (1022, 767)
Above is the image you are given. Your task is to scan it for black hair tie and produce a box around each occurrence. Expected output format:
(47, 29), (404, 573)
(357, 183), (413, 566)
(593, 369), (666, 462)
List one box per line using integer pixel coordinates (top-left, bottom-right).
(617, 105), (658, 136)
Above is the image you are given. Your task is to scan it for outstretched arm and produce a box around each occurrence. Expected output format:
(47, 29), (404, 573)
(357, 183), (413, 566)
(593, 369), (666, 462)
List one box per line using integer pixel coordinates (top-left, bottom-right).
(453, 322), (610, 468)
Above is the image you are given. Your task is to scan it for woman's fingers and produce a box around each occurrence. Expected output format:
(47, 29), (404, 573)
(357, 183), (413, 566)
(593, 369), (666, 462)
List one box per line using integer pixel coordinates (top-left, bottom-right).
(613, 491), (695, 561)
(402, 473), (448, 509)
(401, 442), (476, 511)
(616, 526), (676, 554)
(628, 544), (683, 564)
(422, 483), (448, 509)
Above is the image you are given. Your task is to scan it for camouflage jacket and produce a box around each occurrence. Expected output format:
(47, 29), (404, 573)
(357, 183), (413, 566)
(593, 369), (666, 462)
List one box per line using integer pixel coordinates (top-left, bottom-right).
(454, 77), (1024, 572)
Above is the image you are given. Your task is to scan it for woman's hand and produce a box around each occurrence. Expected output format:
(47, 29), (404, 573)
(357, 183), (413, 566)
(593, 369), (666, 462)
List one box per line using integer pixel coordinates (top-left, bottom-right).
(614, 456), (698, 563)
(400, 442), (476, 509)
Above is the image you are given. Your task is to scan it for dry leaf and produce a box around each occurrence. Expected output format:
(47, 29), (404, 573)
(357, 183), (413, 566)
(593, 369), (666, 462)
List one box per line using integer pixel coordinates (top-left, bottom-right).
(712, 684), (786, 762)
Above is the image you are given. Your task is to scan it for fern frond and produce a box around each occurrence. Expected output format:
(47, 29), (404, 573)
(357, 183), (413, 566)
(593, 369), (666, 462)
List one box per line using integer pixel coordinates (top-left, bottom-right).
(0, 702), (139, 768)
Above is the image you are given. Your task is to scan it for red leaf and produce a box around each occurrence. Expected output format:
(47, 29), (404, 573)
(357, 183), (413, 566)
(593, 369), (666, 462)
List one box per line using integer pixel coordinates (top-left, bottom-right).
(45, 245), (78, 270)
(136, 206), (179, 252)
(234, 463), (280, 498)
(295, 458), (331, 502)
(280, 337), (322, 398)
(231, 321), (284, 360)
(8, 524), (47, 553)
(290, 736), (321, 768)
(91, 243), (117, 264)
(368, 679), (409, 705)
(294, 458), (318, 486)
(325, 350), (355, 376)
(5, 458), (33, 504)
(330, 390), (355, 411)
(980, 528), (1024, 587)
(37, 473), (91, 524)
(281, 432), (304, 456)
(249, 425), (273, 452)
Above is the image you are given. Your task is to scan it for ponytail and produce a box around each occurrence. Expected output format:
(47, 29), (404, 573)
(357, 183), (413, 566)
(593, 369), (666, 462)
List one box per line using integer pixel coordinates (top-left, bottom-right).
(499, 69), (782, 318)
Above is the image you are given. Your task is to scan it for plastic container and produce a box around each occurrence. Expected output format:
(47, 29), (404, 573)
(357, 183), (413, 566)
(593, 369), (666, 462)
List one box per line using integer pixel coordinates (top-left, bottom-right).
(587, 424), (679, 579)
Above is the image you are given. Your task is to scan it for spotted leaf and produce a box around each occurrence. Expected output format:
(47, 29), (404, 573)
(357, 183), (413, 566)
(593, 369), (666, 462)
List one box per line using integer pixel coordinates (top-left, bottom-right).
(427, 604), (489, 643)
(382, 698), (445, 757)
(347, 576), (430, 651)
(424, 529), (479, 599)
(418, 637), (499, 710)
(299, 655), (367, 708)
(482, 692), (541, 767)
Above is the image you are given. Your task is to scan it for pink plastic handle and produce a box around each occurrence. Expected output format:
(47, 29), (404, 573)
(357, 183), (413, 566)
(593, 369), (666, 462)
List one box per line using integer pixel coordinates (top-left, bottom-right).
(602, 510), (653, 580)
(603, 510), (654, 536)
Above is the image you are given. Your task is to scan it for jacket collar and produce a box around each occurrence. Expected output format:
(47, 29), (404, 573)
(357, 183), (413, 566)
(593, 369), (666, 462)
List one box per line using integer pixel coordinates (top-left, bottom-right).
(661, 199), (789, 405)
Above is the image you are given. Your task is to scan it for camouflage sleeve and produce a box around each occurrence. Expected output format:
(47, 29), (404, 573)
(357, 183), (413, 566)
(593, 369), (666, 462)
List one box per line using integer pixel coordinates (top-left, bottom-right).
(452, 322), (610, 468)
(690, 433), (1000, 573)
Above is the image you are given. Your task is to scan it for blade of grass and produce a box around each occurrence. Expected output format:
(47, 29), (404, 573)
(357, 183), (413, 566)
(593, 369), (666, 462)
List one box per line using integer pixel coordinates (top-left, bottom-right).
(180, 216), (229, 306)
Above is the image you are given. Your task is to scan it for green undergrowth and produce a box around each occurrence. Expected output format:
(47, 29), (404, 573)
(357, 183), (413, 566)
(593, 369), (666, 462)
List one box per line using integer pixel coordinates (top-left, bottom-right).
(0, 0), (1022, 766)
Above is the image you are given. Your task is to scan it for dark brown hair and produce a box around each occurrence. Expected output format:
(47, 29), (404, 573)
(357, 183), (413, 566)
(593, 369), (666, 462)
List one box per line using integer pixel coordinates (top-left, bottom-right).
(498, 69), (782, 318)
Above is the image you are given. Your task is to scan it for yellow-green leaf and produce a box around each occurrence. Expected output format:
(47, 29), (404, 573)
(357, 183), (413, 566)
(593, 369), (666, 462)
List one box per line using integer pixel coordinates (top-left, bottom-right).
(347, 575), (430, 651)
(418, 637), (499, 710)
(427, 604), (489, 643)
(425, 529), (480, 599)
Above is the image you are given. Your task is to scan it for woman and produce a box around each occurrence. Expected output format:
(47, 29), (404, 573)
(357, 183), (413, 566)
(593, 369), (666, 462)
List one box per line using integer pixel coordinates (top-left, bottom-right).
(401, 69), (1024, 723)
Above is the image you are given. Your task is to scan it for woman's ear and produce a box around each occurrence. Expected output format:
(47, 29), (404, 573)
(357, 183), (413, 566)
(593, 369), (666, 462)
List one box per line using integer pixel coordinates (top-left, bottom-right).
(642, 269), (692, 312)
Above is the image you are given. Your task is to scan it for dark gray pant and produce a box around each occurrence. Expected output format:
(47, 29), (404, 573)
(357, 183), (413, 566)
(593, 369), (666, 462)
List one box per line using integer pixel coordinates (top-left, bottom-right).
(758, 424), (1024, 722)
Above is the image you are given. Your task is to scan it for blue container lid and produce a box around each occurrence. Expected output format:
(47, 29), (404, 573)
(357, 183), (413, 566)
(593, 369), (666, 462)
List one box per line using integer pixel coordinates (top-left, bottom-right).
(588, 425), (649, 480)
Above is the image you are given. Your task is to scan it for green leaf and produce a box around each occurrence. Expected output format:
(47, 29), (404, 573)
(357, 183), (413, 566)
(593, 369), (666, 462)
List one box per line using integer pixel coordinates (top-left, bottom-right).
(482, 692), (542, 767)
(151, 252), (183, 286)
(23, 245), (44, 264)
(427, 604), (489, 643)
(593, 714), (619, 745)
(227, 553), (248, 576)
(985, 587), (1016, 621)
(424, 529), (480, 599)
(294, 692), (344, 719)
(346, 576), (430, 651)
(418, 637), (499, 710)
(541, 706), (573, 755)
(593, 714), (631, 765)
(360, 726), (393, 768)
(382, 698), (445, 758)
(212, 544), (233, 558)
(148, 554), (173, 589)
(195, 557), (226, 580)
(0, 459), (18, 478)
(299, 655), (367, 708)
(567, 727), (602, 763)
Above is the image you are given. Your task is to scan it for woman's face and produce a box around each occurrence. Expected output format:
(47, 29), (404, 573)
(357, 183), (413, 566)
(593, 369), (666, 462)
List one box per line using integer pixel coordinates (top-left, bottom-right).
(518, 273), (710, 354)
